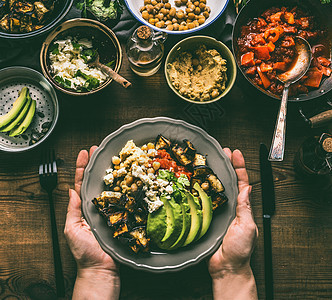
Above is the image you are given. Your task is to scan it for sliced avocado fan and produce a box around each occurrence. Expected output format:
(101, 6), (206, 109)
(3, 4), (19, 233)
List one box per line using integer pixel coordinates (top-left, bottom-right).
(157, 196), (183, 250)
(169, 190), (191, 250)
(147, 203), (167, 245)
(193, 182), (213, 241)
(182, 192), (203, 247)
(0, 87), (29, 128)
(0, 95), (32, 133)
(9, 99), (36, 137)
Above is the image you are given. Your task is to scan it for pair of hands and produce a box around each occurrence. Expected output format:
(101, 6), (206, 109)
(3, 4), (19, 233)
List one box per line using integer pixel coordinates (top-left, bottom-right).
(64, 146), (258, 292)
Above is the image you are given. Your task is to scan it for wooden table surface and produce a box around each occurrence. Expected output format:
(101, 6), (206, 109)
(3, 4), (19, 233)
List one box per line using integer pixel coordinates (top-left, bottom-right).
(1, 33), (332, 300)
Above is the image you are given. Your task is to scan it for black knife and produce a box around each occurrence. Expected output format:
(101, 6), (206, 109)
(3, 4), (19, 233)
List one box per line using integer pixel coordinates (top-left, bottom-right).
(259, 143), (276, 300)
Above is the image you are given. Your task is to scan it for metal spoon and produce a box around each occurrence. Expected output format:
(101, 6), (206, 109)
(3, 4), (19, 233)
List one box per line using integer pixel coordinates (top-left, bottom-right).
(89, 53), (132, 89)
(269, 36), (312, 161)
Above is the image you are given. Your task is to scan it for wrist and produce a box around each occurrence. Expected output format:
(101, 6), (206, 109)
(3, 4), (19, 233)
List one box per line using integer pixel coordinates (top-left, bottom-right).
(73, 267), (120, 300)
(210, 263), (252, 280)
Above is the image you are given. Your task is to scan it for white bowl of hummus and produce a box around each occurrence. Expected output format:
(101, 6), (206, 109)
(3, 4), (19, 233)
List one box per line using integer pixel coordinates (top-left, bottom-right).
(165, 36), (237, 104)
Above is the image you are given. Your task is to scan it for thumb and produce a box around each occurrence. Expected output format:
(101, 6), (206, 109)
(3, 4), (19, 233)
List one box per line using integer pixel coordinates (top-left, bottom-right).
(236, 186), (253, 220)
(66, 188), (82, 226)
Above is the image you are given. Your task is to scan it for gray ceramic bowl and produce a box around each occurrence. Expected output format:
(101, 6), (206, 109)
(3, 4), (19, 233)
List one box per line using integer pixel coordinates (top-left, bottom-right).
(40, 18), (122, 96)
(81, 117), (238, 272)
(165, 36), (237, 104)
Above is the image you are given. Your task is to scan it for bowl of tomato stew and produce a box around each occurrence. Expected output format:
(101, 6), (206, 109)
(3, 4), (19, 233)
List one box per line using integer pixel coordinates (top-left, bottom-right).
(232, 0), (332, 101)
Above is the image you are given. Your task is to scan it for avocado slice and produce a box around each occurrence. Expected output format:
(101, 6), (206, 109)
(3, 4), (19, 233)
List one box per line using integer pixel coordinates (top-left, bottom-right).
(157, 196), (183, 250)
(146, 204), (167, 246)
(182, 192), (203, 247)
(0, 95), (32, 133)
(0, 87), (29, 128)
(169, 191), (191, 250)
(193, 182), (213, 240)
(9, 99), (36, 137)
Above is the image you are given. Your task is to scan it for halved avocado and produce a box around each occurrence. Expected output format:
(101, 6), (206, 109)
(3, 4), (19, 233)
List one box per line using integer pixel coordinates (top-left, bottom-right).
(158, 196), (183, 250)
(0, 94), (32, 132)
(169, 191), (191, 250)
(9, 99), (36, 137)
(193, 182), (213, 240)
(0, 87), (28, 128)
(146, 203), (167, 245)
(182, 192), (203, 247)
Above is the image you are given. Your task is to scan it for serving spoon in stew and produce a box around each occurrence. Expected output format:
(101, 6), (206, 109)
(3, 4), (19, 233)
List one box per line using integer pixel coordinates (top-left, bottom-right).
(269, 36), (312, 161)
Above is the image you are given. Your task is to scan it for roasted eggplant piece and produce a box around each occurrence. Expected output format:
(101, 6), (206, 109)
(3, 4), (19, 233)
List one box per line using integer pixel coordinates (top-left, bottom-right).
(0, 0), (6, 18)
(207, 174), (225, 193)
(183, 139), (196, 160)
(34, 1), (49, 22)
(190, 176), (202, 195)
(13, 1), (34, 14)
(108, 211), (129, 227)
(130, 226), (150, 249)
(155, 134), (171, 150)
(193, 153), (206, 167)
(0, 14), (9, 31)
(172, 143), (193, 166)
(211, 192), (228, 211)
(193, 165), (213, 178)
(113, 223), (129, 238)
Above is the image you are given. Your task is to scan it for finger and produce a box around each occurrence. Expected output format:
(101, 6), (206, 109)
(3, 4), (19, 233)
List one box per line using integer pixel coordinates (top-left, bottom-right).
(66, 189), (82, 226)
(236, 186), (253, 220)
(75, 149), (89, 196)
(89, 145), (98, 159)
(223, 147), (232, 160)
(232, 149), (250, 193)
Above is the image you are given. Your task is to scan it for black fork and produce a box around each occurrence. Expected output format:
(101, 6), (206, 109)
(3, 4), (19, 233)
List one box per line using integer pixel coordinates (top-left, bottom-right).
(39, 149), (65, 297)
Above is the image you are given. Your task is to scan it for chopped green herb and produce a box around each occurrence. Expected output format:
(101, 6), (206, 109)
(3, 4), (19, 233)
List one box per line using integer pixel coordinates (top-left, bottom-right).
(80, 48), (98, 63)
(54, 76), (72, 89)
(75, 70), (100, 91)
(106, 60), (116, 69)
(49, 43), (59, 55)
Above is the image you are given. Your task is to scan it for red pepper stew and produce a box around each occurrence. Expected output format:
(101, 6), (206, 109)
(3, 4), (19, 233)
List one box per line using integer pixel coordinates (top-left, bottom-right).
(237, 6), (331, 96)
(153, 149), (192, 180)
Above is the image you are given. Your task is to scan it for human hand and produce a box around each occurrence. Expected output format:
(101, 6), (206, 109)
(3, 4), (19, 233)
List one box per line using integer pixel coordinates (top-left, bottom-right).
(208, 149), (258, 278)
(64, 147), (120, 300)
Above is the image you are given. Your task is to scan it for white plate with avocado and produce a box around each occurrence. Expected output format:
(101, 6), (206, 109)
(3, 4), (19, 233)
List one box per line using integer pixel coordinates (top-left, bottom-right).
(81, 117), (238, 272)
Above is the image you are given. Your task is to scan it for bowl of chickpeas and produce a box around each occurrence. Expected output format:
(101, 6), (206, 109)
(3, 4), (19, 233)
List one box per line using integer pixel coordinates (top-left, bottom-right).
(124, 0), (229, 34)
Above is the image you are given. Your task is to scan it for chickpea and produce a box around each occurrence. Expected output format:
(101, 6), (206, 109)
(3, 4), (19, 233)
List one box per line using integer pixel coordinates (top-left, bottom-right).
(112, 156), (120, 165)
(152, 161), (161, 171)
(181, 0), (188, 4)
(166, 24), (174, 30)
(113, 186), (121, 192)
(176, 11), (185, 19)
(172, 17), (178, 23)
(179, 24), (185, 31)
(142, 10), (149, 20)
(113, 170), (118, 178)
(169, 7), (176, 17)
(203, 11), (209, 18)
(174, 0), (181, 6)
(194, 7), (201, 14)
(211, 90), (219, 99)
(140, 6), (146, 12)
(146, 4), (154, 12)
(199, 2), (205, 10)
(155, 20), (165, 27)
(205, 6), (211, 13)
(116, 180), (121, 186)
(183, 25), (188, 30)
(160, 7), (167, 14)
(165, 2), (171, 9)
(141, 144), (148, 151)
(188, 3), (195, 10)
(200, 0), (206, 3)
(193, 20), (199, 27)
(165, 20), (172, 25)
(173, 23), (179, 30)
(149, 13), (154, 19)
(147, 167), (155, 174)
(114, 165), (120, 170)
(120, 180), (126, 187)
(149, 18), (156, 25)
(131, 183), (138, 193)
(151, 0), (157, 5)
(144, 0), (151, 4)
(188, 22), (196, 29)
(198, 16), (205, 24)
(201, 182), (209, 191)
(185, 7), (192, 14)
(163, 16), (168, 21)
(194, 1), (199, 6)
(136, 180), (143, 187)
(188, 12), (195, 19)
(157, 13), (164, 20)
(126, 176), (134, 186)
(156, 3), (164, 10)
(163, 0), (169, 2)
(147, 142), (155, 149)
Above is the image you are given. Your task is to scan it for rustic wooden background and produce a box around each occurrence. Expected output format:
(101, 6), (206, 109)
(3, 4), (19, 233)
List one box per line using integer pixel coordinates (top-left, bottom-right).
(1, 34), (332, 299)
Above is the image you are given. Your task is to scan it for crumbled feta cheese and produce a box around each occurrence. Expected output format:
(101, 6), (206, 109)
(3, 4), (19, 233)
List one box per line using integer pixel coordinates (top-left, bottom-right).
(147, 149), (158, 157)
(117, 167), (127, 177)
(165, 185), (173, 194)
(144, 197), (164, 213)
(103, 173), (114, 185)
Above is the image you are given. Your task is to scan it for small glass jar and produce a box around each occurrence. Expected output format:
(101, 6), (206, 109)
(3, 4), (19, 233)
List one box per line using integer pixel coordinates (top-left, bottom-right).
(126, 25), (167, 77)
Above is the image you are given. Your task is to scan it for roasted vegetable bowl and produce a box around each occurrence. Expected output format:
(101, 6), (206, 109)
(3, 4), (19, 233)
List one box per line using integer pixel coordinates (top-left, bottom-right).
(92, 135), (228, 253)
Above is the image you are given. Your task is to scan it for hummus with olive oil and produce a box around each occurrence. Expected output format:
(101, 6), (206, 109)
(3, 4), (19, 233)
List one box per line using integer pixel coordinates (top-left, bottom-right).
(167, 45), (227, 102)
